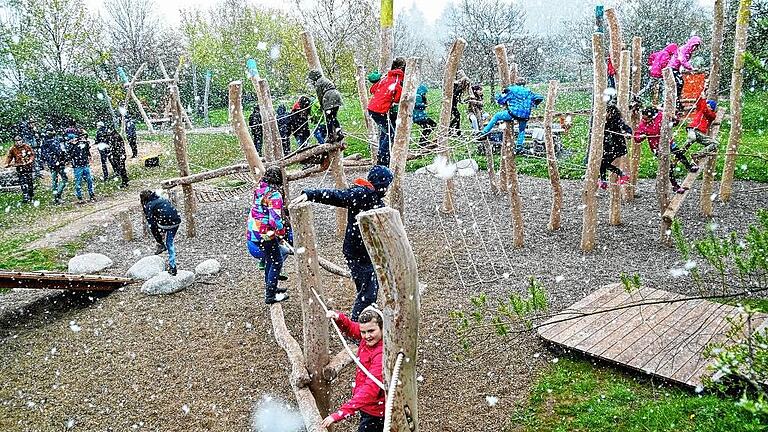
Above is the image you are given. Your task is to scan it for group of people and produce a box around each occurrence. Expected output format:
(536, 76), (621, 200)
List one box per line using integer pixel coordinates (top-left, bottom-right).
(637, 36), (703, 108)
(4, 119), (135, 205)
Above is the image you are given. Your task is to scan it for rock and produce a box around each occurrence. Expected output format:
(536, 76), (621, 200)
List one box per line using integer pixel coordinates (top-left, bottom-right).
(141, 270), (195, 295)
(126, 255), (166, 280)
(67, 253), (113, 274)
(194, 259), (221, 276)
(456, 158), (479, 177)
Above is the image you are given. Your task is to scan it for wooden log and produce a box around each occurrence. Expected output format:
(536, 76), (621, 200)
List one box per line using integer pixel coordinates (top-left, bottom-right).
(719, 0), (752, 202)
(658, 67), (677, 243)
(708, 0), (726, 101)
(356, 64), (379, 164)
(269, 304), (326, 432)
(122, 63), (153, 134)
(544, 81), (562, 231)
(390, 57), (421, 218)
(292, 202), (330, 416)
(256, 79), (287, 173)
(228, 81), (266, 181)
(700, 107), (725, 216)
(329, 149), (347, 238)
(250, 78), (274, 161)
(170, 85), (197, 238)
(281, 141), (345, 167)
(379, 0), (394, 73)
(610, 49), (630, 225)
(301, 32), (323, 72)
(662, 155), (712, 225)
(494, 44), (525, 248)
(116, 210), (134, 241)
(605, 8), (623, 85)
(317, 256), (351, 279)
(323, 347), (357, 382)
(580, 33), (608, 252)
(628, 36), (643, 201)
(162, 163), (250, 188)
(358, 207), (420, 432)
(134, 78), (176, 86)
(438, 39), (467, 214)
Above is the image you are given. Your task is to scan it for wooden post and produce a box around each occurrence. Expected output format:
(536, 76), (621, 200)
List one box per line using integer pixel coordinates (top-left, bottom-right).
(358, 207), (419, 432)
(708, 0), (726, 101)
(379, 0), (394, 74)
(700, 107), (725, 216)
(605, 8), (623, 85)
(126, 64), (155, 134)
(390, 57), (420, 217)
(497, 60), (519, 192)
(291, 202), (330, 417)
(719, 0), (752, 202)
(203, 70), (211, 127)
(249, 77), (274, 162)
(628, 36), (643, 201)
(172, 58), (194, 130)
(117, 210), (134, 241)
(658, 67), (676, 243)
(169, 85), (196, 238)
(228, 81), (265, 181)
(544, 81), (562, 231)
(494, 44), (525, 248)
(437, 39), (466, 214)
(256, 79), (292, 211)
(301, 32), (323, 72)
(356, 64), (379, 164)
(610, 49), (631, 225)
(580, 33), (608, 252)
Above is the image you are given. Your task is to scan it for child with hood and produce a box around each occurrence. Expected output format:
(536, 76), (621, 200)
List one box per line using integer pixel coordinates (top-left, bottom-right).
(479, 78), (544, 154)
(291, 165), (394, 321)
(289, 95), (313, 152)
(140, 190), (182, 275)
(682, 93), (719, 156)
(466, 83), (486, 131)
(412, 84), (437, 147)
(599, 103), (632, 190)
(322, 306), (385, 431)
(308, 70), (344, 143)
(449, 70), (471, 136)
(638, 43), (678, 100)
(671, 36), (702, 107)
(247, 166), (289, 304)
(367, 58), (406, 167)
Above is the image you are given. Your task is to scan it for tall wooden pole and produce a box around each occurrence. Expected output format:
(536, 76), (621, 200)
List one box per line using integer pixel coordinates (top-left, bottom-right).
(494, 44), (525, 248)
(379, 0), (394, 74)
(719, 0), (753, 202)
(301, 32), (323, 73)
(610, 49), (630, 225)
(203, 70), (211, 127)
(256, 79), (293, 207)
(658, 67), (676, 243)
(358, 207), (420, 432)
(605, 8), (623, 85)
(628, 36), (643, 201)
(356, 64), (379, 164)
(169, 85), (196, 238)
(700, 107), (725, 216)
(708, 0), (726, 101)
(390, 57), (421, 218)
(580, 33), (608, 253)
(228, 81), (265, 181)
(437, 39), (466, 214)
(544, 81), (562, 231)
(250, 76), (275, 162)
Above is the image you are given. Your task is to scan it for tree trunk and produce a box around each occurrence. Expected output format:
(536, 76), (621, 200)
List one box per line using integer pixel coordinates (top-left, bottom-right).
(605, 7), (623, 85)
(356, 64), (379, 164)
(611, 49), (630, 224)
(544, 81), (562, 231)
(390, 57), (420, 218)
(379, 0), (394, 73)
(228, 81), (265, 182)
(708, 0), (726, 101)
(256, 79), (292, 207)
(301, 32), (323, 73)
(658, 68), (676, 243)
(700, 107), (725, 216)
(628, 36), (643, 201)
(437, 39), (467, 214)
(170, 85), (196, 238)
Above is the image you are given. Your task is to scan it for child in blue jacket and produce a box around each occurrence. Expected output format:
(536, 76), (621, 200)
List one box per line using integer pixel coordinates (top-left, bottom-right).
(412, 84), (436, 147)
(479, 78), (543, 154)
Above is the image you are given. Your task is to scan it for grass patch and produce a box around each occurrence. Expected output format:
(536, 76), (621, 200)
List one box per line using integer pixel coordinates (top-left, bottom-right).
(511, 357), (766, 432)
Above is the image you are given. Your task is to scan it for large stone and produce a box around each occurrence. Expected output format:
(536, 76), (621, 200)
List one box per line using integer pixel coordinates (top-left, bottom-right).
(126, 255), (166, 280)
(194, 259), (221, 276)
(141, 270), (195, 295)
(67, 253), (113, 274)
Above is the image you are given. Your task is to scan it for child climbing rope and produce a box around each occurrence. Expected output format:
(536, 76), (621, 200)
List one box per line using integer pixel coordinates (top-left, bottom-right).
(307, 70), (345, 143)
(368, 58), (405, 167)
(247, 166), (289, 304)
(682, 92), (719, 157)
(140, 190), (181, 275)
(634, 106), (699, 194)
(321, 306), (385, 431)
(413, 84), (437, 147)
(599, 103), (632, 190)
(290, 165), (394, 320)
(479, 78), (544, 155)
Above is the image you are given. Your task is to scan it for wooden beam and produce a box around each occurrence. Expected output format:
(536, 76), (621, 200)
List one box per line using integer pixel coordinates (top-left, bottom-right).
(0, 271), (133, 291)
(628, 36), (643, 201)
(580, 33), (608, 252)
(390, 57), (420, 218)
(356, 64), (378, 164)
(379, 0), (394, 73)
(658, 68), (677, 243)
(322, 347), (357, 382)
(123, 63), (155, 134)
(170, 85), (197, 238)
(133, 78), (176, 86)
(438, 39), (466, 214)
(301, 31), (323, 73)
(605, 8), (623, 85)
(662, 155), (712, 224)
(228, 81), (266, 182)
(117, 210), (134, 241)
(544, 80), (562, 231)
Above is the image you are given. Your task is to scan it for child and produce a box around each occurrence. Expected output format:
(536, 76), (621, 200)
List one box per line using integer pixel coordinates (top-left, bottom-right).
(368, 57), (405, 167)
(670, 36), (702, 108)
(247, 166), (289, 304)
(321, 307), (385, 431)
(308, 70), (344, 143)
(291, 165), (394, 320)
(683, 94), (719, 156)
(449, 70), (471, 136)
(634, 106), (698, 194)
(289, 95), (313, 151)
(479, 78), (544, 154)
(140, 190), (181, 275)
(638, 43), (678, 101)
(248, 104), (264, 155)
(412, 84), (436, 147)
(466, 83), (485, 131)
(599, 103), (632, 190)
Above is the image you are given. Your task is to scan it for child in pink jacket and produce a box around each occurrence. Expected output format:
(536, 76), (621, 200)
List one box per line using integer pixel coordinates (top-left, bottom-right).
(638, 43), (678, 100)
(670, 36), (702, 108)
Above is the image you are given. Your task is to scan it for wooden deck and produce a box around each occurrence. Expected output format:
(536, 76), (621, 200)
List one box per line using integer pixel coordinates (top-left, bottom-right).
(0, 271), (134, 292)
(538, 283), (768, 388)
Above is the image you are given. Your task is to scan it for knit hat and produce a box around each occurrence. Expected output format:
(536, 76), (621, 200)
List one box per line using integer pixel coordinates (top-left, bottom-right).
(707, 100), (717, 111)
(367, 71), (382, 84)
(367, 165), (394, 192)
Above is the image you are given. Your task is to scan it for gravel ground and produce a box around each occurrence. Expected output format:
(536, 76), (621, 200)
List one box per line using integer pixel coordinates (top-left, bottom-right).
(0, 168), (766, 431)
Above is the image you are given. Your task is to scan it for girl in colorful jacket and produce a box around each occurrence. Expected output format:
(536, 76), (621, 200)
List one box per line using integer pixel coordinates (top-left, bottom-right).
(247, 166), (288, 304)
(322, 307), (385, 431)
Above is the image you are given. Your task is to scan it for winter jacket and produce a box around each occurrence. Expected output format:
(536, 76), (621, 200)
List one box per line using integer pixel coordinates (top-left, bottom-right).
(246, 180), (286, 242)
(276, 105), (291, 139)
(496, 85), (544, 120)
(689, 98), (717, 134)
(670, 36), (702, 71)
(248, 107), (263, 143)
(367, 69), (404, 114)
(329, 313), (385, 422)
(308, 70), (343, 110)
(412, 84), (429, 123)
(95, 127), (110, 150)
(41, 136), (68, 169)
(607, 57), (616, 77)
(67, 138), (91, 168)
(126, 118), (137, 138)
(603, 112), (632, 155)
(108, 131), (126, 160)
(649, 44), (678, 78)
(291, 96), (312, 133)
(303, 181), (387, 263)
(4, 143), (35, 173)
(143, 192), (181, 231)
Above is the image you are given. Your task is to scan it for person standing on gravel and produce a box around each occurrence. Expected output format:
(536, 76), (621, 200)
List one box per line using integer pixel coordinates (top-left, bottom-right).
(5, 135), (36, 203)
(107, 127), (129, 187)
(95, 122), (111, 181)
(67, 131), (96, 204)
(291, 165), (394, 321)
(140, 190), (181, 276)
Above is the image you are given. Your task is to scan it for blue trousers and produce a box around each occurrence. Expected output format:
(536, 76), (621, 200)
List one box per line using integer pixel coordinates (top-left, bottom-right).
(483, 111), (527, 151)
(358, 412), (384, 432)
(261, 238), (284, 299)
(50, 167), (68, 199)
(73, 166), (94, 200)
(346, 257), (379, 321)
(166, 227), (177, 268)
(369, 110), (394, 167)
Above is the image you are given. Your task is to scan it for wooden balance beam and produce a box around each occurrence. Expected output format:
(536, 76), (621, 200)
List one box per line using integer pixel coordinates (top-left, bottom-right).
(0, 271), (134, 292)
(661, 154), (714, 226)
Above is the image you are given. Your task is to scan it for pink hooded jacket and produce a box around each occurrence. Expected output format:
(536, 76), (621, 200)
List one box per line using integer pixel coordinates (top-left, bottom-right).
(649, 44), (679, 78)
(670, 36), (702, 71)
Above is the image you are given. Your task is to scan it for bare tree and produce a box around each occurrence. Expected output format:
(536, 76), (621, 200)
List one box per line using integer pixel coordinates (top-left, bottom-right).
(18, 0), (90, 74)
(103, 0), (162, 71)
(394, 4), (442, 83)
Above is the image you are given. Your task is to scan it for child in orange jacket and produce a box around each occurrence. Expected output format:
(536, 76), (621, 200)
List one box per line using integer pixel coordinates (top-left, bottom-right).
(683, 93), (719, 156)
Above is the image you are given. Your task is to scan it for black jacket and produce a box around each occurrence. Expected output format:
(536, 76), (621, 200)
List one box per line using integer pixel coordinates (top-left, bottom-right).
(248, 108), (263, 144)
(41, 136), (68, 169)
(143, 192), (181, 231)
(603, 114), (632, 155)
(303, 185), (386, 263)
(67, 138), (91, 168)
(109, 132), (126, 159)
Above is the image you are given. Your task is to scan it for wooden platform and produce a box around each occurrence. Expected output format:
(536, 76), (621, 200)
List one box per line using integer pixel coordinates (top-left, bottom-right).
(538, 283), (768, 387)
(0, 271), (134, 292)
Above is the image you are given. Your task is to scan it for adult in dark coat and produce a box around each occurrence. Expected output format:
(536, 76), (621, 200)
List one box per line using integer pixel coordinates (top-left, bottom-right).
(42, 127), (69, 204)
(308, 70), (344, 142)
(289, 95), (312, 150)
(125, 116), (138, 158)
(95, 122), (111, 181)
(67, 132), (96, 203)
(140, 190), (182, 275)
(108, 128), (129, 187)
(248, 104), (264, 155)
(292, 165), (394, 321)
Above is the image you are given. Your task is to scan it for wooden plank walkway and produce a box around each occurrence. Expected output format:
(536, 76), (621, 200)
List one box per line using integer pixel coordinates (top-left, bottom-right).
(0, 271), (134, 292)
(538, 283), (768, 388)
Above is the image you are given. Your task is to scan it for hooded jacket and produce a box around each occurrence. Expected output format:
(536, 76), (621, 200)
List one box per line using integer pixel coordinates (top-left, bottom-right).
(496, 85), (544, 120)
(143, 192), (181, 232)
(649, 43), (678, 78)
(248, 106), (263, 142)
(308, 70), (343, 111)
(368, 69), (404, 114)
(412, 84), (429, 123)
(603, 107), (632, 155)
(670, 36), (702, 71)
(689, 98), (718, 134)
(247, 180), (286, 242)
(633, 111), (679, 154)
(41, 135), (68, 169)
(67, 137), (91, 168)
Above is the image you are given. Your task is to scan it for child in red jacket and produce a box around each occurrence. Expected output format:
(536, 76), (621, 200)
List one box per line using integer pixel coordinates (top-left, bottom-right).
(367, 57), (406, 167)
(683, 93), (719, 157)
(322, 308), (385, 432)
